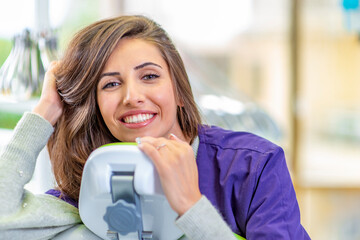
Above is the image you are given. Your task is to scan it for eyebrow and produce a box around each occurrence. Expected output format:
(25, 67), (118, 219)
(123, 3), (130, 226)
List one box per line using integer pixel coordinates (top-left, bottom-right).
(134, 62), (162, 70)
(99, 72), (120, 79)
(100, 62), (162, 79)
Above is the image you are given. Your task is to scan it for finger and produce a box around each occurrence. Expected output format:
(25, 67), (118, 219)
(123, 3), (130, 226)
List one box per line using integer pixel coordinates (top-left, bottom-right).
(137, 136), (171, 149)
(137, 137), (171, 156)
(48, 61), (57, 69)
(168, 133), (185, 143)
(43, 62), (59, 87)
(46, 61), (60, 77)
(137, 140), (169, 174)
(137, 140), (158, 156)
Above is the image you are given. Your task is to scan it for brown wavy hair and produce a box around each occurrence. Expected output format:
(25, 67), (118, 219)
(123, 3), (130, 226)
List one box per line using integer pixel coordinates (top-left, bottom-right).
(47, 15), (202, 202)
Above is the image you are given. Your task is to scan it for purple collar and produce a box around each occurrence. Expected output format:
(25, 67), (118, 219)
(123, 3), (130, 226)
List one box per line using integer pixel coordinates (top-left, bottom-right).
(45, 189), (78, 208)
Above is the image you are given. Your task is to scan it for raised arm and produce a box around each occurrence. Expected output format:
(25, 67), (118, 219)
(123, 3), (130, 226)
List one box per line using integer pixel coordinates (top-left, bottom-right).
(33, 61), (63, 126)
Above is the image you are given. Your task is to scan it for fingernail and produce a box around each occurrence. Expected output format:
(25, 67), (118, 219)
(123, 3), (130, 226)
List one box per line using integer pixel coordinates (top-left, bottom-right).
(135, 137), (141, 145)
(169, 133), (177, 138)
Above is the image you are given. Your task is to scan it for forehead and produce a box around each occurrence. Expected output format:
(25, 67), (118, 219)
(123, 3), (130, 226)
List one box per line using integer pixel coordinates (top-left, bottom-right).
(104, 38), (166, 68)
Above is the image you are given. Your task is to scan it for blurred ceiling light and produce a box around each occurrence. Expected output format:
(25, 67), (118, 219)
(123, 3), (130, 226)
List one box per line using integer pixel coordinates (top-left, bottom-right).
(199, 94), (245, 115)
(0, 0), (61, 100)
(0, 0), (34, 37)
(125, 0), (253, 48)
(0, 0), (70, 38)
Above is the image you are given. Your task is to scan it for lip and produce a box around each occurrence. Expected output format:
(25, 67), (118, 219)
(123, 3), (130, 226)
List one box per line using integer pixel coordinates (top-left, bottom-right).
(118, 110), (157, 129)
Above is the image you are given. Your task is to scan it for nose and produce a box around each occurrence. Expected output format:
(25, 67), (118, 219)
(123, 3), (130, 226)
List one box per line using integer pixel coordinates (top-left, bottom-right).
(122, 80), (144, 106)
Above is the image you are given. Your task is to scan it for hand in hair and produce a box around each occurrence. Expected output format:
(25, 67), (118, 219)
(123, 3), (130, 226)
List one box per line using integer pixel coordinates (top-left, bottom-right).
(33, 61), (63, 126)
(137, 134), (202, 216)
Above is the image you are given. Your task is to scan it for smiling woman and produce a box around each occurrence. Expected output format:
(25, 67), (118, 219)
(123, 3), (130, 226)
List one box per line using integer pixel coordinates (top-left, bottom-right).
(97, 38), (184, 143)
(0, 15), (310, 240)
(48, 17), (201, 208)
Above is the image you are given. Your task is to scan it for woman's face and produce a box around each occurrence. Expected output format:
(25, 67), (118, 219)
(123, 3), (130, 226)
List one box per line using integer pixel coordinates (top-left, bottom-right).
(97, 38), (184, 142)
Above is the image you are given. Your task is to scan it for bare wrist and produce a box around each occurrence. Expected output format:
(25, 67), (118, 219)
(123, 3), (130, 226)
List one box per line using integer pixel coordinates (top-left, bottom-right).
(33, 102), (62, 126)
(177, 193), (202, 216)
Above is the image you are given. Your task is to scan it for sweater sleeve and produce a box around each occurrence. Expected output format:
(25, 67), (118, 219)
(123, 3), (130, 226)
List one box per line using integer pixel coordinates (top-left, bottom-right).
(0, 112), (54, 216)
(0, 112), (82, 239)
(175, 195), (238, 240)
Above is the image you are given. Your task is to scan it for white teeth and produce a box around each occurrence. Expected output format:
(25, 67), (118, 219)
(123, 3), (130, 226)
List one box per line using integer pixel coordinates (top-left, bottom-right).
(123, 114), (154, 123)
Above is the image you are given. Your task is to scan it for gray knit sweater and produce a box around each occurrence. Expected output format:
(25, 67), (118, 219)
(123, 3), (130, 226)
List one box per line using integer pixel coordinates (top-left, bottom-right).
(0, 112), (237, 240)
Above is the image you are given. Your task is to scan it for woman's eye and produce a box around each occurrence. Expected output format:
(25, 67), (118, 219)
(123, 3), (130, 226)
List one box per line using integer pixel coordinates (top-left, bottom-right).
(103, 82), (120, 89)
(142, 74), (159, 80)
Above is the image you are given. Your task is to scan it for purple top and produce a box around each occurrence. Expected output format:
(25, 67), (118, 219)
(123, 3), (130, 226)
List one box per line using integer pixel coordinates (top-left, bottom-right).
(45, 189), (78, 208)
(46, 124), (310, 239)
(196, 125), (310, 239)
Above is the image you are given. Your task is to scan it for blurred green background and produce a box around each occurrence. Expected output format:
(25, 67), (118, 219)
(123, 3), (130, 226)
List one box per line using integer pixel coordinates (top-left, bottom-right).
(0, 38), (18, 129)
(0, 0), (99, 129)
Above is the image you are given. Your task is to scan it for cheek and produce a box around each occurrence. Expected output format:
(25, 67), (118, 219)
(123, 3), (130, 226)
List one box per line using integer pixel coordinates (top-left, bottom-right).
(157, 83), (178, 105)
(97, 94), (115, 123)
(97, 94), (105, 115)
(156, 89), (177, 111)
(161, 93), (179, 121)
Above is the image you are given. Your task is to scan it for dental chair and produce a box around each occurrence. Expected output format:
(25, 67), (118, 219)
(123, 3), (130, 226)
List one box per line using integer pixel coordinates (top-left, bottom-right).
(78, 143), (183, 240)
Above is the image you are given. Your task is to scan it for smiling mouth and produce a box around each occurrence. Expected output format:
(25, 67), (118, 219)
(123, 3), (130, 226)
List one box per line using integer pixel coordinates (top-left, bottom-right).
(122, 113), (155, 124)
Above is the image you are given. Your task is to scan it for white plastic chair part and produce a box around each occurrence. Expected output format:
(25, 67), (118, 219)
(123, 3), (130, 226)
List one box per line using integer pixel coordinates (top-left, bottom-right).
(79, 143), (183, 240)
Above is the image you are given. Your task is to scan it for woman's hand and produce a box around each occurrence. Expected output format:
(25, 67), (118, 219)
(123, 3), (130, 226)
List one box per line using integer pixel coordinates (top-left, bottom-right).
(137, 134), (202, 216)
(33, 61), (63, 126)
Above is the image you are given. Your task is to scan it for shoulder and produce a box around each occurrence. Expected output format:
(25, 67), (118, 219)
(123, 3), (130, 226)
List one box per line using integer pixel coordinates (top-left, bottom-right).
(198, 124), (282, 155)
(196, 125), (290, 233)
